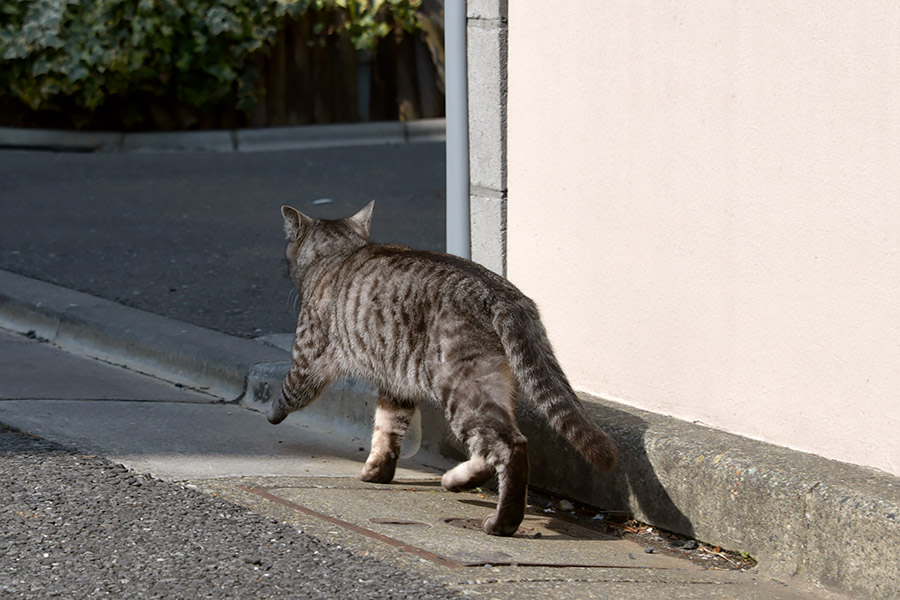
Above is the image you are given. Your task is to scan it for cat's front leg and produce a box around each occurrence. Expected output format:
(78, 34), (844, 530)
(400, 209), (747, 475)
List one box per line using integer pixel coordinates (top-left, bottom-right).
(269, 316), (332, 424)
(267, 366), (331, 424)
(359, 393), (416, 483)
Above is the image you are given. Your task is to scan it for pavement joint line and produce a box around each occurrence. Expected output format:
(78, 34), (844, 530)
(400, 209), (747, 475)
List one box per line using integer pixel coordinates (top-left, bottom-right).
(240, 485), (468, 569)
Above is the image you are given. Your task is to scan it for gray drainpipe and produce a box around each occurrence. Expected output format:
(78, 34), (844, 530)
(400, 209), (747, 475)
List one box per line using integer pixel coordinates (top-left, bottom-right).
(445, 0), (470, 259)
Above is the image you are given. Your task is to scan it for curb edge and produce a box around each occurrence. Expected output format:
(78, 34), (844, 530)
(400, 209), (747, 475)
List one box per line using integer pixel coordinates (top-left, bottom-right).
(0, 119), (446, 154)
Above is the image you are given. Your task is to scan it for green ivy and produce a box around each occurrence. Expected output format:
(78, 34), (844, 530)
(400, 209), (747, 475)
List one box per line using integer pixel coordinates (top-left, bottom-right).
(328, 0), (420, 51)
(0, 0), (422, 127)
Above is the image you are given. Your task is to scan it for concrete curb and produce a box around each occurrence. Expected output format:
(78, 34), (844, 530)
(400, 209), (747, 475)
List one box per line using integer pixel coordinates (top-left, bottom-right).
(518, 400), (899, 600)
(0, 268), (896, 599)
(0, 270), (285, 399)
(0, 119), (445, 153)
(0, 269), (396, 441)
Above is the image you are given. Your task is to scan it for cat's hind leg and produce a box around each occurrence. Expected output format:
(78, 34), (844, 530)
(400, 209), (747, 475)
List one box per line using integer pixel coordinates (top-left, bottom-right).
(441, 360), (528, 536)
(441, 455), (493, 492)
(360, 393), (416, 484)
(469, 426), (528, 536)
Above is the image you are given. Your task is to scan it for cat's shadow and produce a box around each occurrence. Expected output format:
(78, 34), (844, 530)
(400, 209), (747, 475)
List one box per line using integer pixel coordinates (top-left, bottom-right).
(452, 499), (617, 541)
(419, 395), (695, 539)
(385, 479), (444, 488)
(516, 398), (696, 539)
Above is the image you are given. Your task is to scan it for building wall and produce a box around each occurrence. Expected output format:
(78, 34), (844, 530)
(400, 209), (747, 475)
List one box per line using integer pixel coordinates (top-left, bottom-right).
(506, 1), (900, 476)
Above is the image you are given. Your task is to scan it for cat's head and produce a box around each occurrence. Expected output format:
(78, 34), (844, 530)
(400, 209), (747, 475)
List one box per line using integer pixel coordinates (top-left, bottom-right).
(281, 201), (375, 288)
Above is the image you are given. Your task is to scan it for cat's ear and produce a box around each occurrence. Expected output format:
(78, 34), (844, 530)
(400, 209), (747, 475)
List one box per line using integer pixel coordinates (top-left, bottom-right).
(282, 205), (311, 240)
(346, 200), (375, 240)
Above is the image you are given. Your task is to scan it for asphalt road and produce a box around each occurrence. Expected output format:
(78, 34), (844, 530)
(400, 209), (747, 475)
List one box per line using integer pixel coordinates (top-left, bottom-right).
(0, 143), (445, 338)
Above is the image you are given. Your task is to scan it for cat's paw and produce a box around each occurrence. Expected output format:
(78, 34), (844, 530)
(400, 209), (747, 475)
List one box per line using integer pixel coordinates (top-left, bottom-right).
(441, 459), (493, 492)
(359, 462), (395, 484)
(440, 471), (464, 492)
(482, 513), (519, 537)
(267, 401), (288, 424)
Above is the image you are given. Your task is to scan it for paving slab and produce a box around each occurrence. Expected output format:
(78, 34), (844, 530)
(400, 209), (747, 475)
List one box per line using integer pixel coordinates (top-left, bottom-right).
(192, 477), (850, 600)
(244, 483), (681, 569)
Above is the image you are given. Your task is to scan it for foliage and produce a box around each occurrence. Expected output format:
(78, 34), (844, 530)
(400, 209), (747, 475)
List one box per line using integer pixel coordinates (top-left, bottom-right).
(0, 0), (422, 128)
(325, 0), (422, 51)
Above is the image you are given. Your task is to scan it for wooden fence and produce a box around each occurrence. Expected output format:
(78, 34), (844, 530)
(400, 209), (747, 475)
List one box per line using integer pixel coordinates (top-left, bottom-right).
(246, 10), (445, 128)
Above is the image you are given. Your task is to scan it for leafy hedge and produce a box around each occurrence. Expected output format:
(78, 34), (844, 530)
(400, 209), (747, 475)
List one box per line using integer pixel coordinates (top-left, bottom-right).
(0, 0), (422, 128)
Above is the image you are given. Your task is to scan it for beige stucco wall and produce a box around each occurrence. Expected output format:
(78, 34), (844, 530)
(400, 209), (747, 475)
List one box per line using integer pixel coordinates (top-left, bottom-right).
(506, 1), (900, 476)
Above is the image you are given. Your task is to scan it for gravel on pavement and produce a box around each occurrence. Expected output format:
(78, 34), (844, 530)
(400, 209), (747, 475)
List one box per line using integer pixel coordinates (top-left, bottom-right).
(0, 423), (458, 600)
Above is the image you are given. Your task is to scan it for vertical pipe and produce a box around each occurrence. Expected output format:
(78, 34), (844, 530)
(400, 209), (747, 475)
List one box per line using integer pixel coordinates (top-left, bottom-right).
(445, 0), (470, 258)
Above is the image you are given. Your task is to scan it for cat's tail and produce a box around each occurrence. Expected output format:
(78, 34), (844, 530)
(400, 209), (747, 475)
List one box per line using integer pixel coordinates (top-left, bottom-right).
(491, 297), (617, 472)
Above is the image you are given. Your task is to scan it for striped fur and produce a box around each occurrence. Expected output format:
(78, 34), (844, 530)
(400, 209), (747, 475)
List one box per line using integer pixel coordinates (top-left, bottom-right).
(268, 202), (617, 536)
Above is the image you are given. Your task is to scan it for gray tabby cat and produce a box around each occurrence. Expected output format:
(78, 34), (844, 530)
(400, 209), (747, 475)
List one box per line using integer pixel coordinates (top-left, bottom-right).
(268, 201), (617, 536)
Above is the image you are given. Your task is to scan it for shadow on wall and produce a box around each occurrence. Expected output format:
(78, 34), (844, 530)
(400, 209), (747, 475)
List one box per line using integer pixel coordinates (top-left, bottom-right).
(516, 400), (696, 539)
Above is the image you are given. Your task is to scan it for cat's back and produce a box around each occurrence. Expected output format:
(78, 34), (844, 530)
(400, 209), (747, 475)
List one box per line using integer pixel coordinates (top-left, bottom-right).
(321, 243), (515, 391)
(320, 243), (520, 340)
(348, 243), (515, 303)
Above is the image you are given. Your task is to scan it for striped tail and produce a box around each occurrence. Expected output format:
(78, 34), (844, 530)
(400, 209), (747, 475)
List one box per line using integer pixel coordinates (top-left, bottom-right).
(492, 297), (617, 472)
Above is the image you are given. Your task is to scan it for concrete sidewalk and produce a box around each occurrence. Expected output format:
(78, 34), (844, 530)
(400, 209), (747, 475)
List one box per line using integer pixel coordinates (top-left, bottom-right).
(2, 268), (894, 600)
(0, 324), (848, 600)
